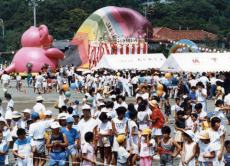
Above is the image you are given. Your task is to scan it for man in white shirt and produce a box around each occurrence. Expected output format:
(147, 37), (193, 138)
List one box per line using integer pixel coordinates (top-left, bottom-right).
(78, 104), (97, 146)
(35, 72), (44, 94)
(33, 96), (46, 118)
(29, 111), (48, 166)
(1, 71), (10, 92)
(199, 72), (209, 88)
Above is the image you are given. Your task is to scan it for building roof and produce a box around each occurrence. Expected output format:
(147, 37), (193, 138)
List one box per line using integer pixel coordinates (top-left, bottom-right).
(152, 27), (218, 42)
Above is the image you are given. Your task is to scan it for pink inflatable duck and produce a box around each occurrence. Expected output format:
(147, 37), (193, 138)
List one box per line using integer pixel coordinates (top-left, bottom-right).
(3, 25), (64, 74)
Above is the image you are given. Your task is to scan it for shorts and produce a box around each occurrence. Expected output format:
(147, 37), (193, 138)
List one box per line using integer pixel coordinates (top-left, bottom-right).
(112, 136), (119, 152)
(67, 144), (78, 156)
(35, 82), (42, 88)
(160, 154), (173, 166)
(5, 111), (12, 120)
(49, 151), (67, 166)
(198, 161), (213, 166)
(152, 128), (162, 136)
(127, 137), (139, 154)
(98, 137), (111, 147)
(34, 140), (45, 154)
(17, 157), (33, 166)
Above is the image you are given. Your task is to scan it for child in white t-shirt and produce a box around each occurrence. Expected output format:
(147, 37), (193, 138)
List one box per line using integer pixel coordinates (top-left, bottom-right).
(0, 130), (8, 165)
(137, 102), (150, 131)
(98, 112), (112, 165)
(13, 128), (35, 166)
(116, 135), (130, 166)
(139, 128), (156, 166)
(82, 132), (96, 166)
(197, 130), (218, 166)
(127, 111), (139, 165)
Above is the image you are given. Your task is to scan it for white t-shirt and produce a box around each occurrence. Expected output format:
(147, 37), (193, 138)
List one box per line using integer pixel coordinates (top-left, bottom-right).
(98, 121), (112, 135)
(196, 89), (207, 102)
(137, 111), (149, 130)
(82, 142), (95, 165)
(33, 103), (46, 114)
(208, 125), (225, 149)
(189, 79), (198, 87)
(140, 138), (156, 157)
(131, 77), (138, 84)
(78, 118), (97, 144)
(142, 93), (149, 100)
(29, 120), (47, 139)
(112, 118), (127, 135)
(224, 94), (230, 105)
(210, 77), (216, 85)
(199, 76), (209, 87)
(35, 75), (44, 84)
(171, 104), (182, 113)
(198, 111), (207, 120)
(1, 74), (10, 84)
(114, 102), (128, 110)
(13, 137), (34, 156)
(117, 146), (130, 164)
(198, 141), (218, 162)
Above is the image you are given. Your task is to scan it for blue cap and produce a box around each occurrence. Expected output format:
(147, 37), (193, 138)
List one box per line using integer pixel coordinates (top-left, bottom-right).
(31, 112), (39, 119)
(66, 116), (74, 123)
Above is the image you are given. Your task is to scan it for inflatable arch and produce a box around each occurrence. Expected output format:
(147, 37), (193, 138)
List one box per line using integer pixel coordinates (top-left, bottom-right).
(170, 39), (199, 53)
(63, 6), (152, 68)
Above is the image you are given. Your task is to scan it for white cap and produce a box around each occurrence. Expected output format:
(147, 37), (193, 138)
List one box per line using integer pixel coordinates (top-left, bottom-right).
(0, 117), (6, 124)
(12, 111), (21, 119)
(110, 95), (116, 99)
(36, 95), (44, 101)
(57, 113), (68, 120)
(82, 104), (91, 110)
(51, 121), (61, 129)
(97, 102), (105, 107)
(44, 110), (52, 116)
(22, 109), (31, 114)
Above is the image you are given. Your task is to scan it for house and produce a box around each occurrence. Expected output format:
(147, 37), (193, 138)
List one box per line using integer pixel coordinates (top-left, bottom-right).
(152, 27), (218, 42)
(149, 27), (220, 53)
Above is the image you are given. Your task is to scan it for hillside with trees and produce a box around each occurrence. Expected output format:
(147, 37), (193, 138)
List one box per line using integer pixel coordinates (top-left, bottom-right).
(0, 0), (230, 52)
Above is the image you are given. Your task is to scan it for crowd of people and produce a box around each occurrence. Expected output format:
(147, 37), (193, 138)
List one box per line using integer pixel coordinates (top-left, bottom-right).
(0, 65), (230, 166)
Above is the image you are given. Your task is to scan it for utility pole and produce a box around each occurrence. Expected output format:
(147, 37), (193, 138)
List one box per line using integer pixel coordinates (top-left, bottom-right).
(28, 0), (45, 27)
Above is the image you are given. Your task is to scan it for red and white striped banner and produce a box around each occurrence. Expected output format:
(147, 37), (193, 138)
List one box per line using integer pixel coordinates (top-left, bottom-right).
(88, 41), (148, 69)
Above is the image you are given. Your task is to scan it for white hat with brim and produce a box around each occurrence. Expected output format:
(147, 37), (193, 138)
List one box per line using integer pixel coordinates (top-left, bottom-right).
(51, 121), (61, 129)
(36, 96), (44, 101)
(110, 95), (116, 99)
(82, 104), (91, 110)
(57, 113), (68, 120)
(98, 102), (105, 107)
(198, 130), (210, 140)
(149, 100), (158, 107)
(12, 111), (21, 119)
(183, 130), (195, 140)
(22, 109), (31, 114)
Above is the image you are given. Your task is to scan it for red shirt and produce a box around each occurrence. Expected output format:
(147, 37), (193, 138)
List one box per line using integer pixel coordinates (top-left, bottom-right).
(150, 108), (165, 129)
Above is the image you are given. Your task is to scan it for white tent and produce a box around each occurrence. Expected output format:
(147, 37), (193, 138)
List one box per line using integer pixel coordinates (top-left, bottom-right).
(95, 54), (166, 70)
(160, 53), (230, 72)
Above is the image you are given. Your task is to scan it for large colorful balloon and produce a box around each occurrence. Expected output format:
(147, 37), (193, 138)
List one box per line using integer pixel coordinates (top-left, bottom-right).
(170, 39), (199, 54)
(62, 6), (152, 68)
(2, 25), (64, 74)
